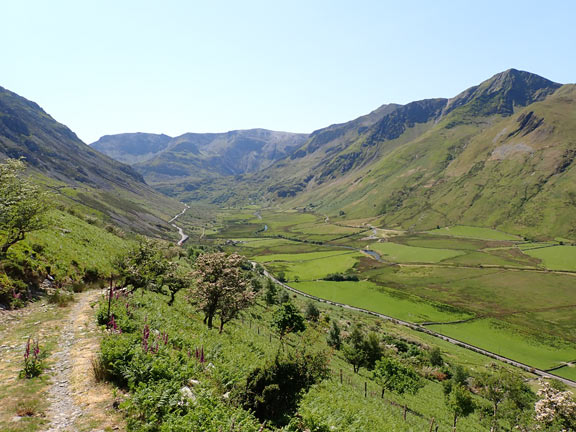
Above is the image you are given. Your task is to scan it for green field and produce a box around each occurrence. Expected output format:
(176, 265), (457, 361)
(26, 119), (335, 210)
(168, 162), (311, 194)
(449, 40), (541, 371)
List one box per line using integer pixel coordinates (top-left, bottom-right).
(523, 245), (576, 271)
(428, 319), (576, 370)
(551, 366), (576, 382)
(368, 241), (465, 263)
(253, 250), (363, 280)
(427, 225), (521, 241)
(291, 280), (472, 323)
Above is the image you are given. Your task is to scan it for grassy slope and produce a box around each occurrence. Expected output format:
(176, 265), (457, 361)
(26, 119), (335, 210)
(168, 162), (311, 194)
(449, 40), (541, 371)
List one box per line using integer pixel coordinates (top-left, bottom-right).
(282, 85), (576, 240)
(98, 288), (513, 431)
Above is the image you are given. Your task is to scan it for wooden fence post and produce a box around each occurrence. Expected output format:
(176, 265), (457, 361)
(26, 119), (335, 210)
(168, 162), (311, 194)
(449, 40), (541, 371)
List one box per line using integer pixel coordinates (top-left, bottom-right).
(428, 417), (435, 432)
(364, 382), (367, 397)
(339, 369), (343, 384)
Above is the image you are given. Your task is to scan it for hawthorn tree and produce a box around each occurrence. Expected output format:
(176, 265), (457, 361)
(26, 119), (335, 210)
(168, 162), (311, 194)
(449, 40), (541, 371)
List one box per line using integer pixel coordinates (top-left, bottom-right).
(0, 159), (49, 257)
(534, 380), (576, 431)
(191, 252), (255, 332)
(116, 239), (189, 305)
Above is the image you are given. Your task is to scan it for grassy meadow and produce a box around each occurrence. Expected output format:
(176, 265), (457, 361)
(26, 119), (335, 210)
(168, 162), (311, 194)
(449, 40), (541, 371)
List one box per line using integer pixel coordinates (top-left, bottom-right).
(211, 209), (576, 379)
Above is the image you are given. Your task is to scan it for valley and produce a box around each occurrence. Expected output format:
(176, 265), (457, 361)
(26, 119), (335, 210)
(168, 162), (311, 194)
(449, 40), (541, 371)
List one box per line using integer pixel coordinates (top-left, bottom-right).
(204, 207), (576, 381)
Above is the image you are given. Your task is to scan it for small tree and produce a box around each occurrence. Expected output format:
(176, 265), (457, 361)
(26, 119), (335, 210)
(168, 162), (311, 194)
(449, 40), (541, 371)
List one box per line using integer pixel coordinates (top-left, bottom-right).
(304, 301), (320, 322)
(373, 357), (424, 399)
(445, 384), (475, 431)
(272, 303), (306, 340)
(364, 332), (383, 370)
(0, 159), (49, 257)
(276, 271), (287, 283)
(278, 289), (290, 304)
(264, 279), (278, 305)
(190, 252), (255, 331)
(476, 366), (535, 432)
(326, 320), (341, 350)
(342, 327), (367, 373)
(429, 347), (443, 367)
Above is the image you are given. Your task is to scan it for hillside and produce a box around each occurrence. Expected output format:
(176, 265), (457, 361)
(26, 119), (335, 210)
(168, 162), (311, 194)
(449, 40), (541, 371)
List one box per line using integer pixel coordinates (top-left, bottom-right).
(92, 129), (309, 195)
(0, 86), (182, 237)
(180, 69), (571, 239)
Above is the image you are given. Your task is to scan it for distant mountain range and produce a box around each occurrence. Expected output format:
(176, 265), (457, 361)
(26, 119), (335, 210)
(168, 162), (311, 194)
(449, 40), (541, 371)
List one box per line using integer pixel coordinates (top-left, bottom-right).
(0, 86), (181, 236)
(91, 129), (308, 189)
(4, 68), (575, 240)
(93, 69), (576, 238)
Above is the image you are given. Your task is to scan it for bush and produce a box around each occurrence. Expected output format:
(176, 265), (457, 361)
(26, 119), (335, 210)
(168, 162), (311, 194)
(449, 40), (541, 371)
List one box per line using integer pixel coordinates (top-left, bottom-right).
(305, 301), (320, 322)
(238, 349), (329, 426)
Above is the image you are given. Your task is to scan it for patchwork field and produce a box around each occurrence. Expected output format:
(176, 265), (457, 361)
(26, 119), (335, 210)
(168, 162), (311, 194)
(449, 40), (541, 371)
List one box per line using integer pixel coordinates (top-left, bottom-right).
(214, 209), (576, 378)
(427, 225), (522, 241)
(523, 245), (576, 271)
(291, 280), (471, 323)
(427, 319), (576, 370)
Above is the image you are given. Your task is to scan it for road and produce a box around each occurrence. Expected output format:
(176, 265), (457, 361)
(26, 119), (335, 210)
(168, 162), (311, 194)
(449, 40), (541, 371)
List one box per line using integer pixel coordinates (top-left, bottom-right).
(169, 204), (190, 246)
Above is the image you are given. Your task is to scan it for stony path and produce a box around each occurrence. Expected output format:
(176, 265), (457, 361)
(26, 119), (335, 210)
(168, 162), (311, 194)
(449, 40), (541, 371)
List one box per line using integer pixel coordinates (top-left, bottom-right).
(43, 293), (94, 431)
(43, 289), (123, 432)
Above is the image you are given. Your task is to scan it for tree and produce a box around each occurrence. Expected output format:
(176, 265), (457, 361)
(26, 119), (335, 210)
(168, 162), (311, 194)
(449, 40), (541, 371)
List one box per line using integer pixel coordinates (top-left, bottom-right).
(476, 366), (535, 432)
(445, 384), (475, 431)
(264, 279), (278, 305)
(272, 303), (306, 340)
(191, 252), (255, 332)
(373, 357), (424, 399)
(364, 332), (383, 369)
(534, 380), (576, 431)
(0, 159), (49, 257)
(116, 239), (189, 306)
(276, 271), (286, 283)
(342, 327), (367, 373)
(429, 347), (443, 367)
(326, 320), (341, 350)
(304, 301), (320, 322)
(278, 289), (290, 304)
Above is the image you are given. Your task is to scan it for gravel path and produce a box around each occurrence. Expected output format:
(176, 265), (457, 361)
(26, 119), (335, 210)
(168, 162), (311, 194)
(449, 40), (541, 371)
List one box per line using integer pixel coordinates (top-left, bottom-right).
(43, 292), (95, 431)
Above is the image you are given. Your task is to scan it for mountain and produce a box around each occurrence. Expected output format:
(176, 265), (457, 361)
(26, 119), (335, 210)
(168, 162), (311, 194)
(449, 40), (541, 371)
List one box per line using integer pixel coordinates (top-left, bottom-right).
(184, 69), (572, 238)
(91, 133), (172, 164)
(0, 86), (182, 237)
(91, 129), (309, 192)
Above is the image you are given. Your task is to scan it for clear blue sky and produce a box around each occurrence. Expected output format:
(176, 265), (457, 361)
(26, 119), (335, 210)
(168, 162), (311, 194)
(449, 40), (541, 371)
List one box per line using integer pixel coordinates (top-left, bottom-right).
(1, 0), (574, 143)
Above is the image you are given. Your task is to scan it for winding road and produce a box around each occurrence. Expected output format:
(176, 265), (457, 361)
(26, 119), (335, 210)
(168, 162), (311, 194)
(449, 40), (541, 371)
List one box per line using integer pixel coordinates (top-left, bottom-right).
(169, 204), (190, 246)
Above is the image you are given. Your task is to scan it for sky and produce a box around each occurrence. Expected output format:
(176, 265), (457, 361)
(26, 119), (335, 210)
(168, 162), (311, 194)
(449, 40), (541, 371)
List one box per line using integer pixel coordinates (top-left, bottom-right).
(1, 0), (575, 143)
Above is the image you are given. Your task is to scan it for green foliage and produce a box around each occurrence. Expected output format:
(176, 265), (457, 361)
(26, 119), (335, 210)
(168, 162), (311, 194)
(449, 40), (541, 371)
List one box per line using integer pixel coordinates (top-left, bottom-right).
(326, 320), (341, 350)
(238, 349), (329, 426)
(372, 357), (424, 397)
(0, 158), (50, 257)
(19, 338), (46, 379)
(190, 252), (255, 332)
(264, 279), (278, 305)
(116, 239), (190, 306)
(445, 384), (476, 430)
(429, 347), (443, 367)
(272, 303), (306, 339)
(304, 301), (320, 322)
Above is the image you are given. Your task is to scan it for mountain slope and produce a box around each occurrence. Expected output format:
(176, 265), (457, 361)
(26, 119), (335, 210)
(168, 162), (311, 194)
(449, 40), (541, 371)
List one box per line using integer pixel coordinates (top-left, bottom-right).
(0, 86), (181, 237)
(91, 129), (309, 191)
(189, 69), (571, 238)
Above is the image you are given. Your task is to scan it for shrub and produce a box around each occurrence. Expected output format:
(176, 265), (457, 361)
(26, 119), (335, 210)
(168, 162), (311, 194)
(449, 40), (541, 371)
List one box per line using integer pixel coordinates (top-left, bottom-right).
(305, 301), (320, 322)
(238, 349), (329, 426)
